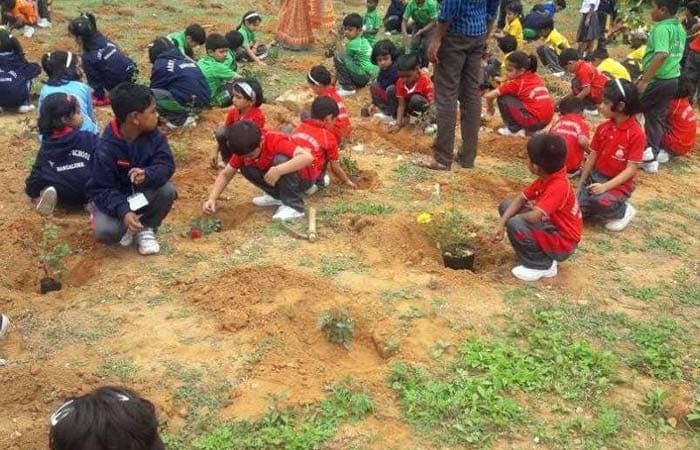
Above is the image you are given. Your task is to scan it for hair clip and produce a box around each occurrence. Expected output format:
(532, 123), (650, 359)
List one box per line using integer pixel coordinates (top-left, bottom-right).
(50, 400), (75, 427)
(235, 82), (256, 101)
(66, 52), (73, 69)
(307, 72), (320, 86)
(614, 78), (626, 99)
(244, 12), (261, 21)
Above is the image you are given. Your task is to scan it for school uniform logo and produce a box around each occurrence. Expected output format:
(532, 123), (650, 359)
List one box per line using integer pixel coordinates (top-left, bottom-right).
(116, 159), (131, 168)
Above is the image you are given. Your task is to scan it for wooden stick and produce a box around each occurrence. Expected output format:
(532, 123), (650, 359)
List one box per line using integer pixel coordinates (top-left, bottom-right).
(279, 223), (309, 240)
(308, 207), (317, 242)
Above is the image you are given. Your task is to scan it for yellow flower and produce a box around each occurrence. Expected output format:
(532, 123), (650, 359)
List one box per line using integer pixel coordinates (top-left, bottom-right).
(416, 213), (432, 224)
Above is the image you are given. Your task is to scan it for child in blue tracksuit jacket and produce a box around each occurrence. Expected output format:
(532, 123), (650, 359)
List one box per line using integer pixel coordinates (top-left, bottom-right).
(68, 13), (138, 105)
(39, 50), (99, 135)
(87, 82), (177, 256)
(26, 93), (98, 216)
(0, 28), (41, 111)
(148, 37), (210, 127)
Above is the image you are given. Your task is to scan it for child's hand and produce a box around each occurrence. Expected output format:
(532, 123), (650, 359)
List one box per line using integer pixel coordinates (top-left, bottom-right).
(345, 179), (358, 189)
(202, 199), (217, 215)
(492, 224), (505, 242)
(123, 212), (143, 234)
(128, 168), (146, 185)
(587, 182), (608, 195)
(388, 122), (402, 133)
(264, 167), (281, 186)
(636, 79), (648, 93)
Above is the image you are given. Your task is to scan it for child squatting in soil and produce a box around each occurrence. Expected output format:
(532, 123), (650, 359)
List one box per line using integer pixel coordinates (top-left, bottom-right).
(334, 13), (379, 96)
(167, 23), (206, 59)
(25, 93), (98, 216)
(388, 52), (435, 134)
(203, 121), (314, 221)
(307, 65), (352, 142)
(548, 96), (590, 176)
(494, 133), (583, 282)
(49, 386), (165, 450)
(559, 47), (610, 115)
(87, 82), (178, 256)
(0, 28), (41, 113)
(197, 33), (237, 108)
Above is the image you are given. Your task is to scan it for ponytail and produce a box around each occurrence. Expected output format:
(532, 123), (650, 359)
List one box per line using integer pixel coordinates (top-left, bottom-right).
(68, 13), (101, 49)
(41, 51), (81, 85)
(506, 51), (537, 73)
(0, 29), (26, 61)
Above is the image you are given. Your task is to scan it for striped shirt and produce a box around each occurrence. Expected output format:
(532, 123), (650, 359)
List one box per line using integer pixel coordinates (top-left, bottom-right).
(438, 0), (500, 36)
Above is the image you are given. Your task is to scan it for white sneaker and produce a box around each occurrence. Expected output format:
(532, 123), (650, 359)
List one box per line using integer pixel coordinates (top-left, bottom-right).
(305, 184), (319, 196)
(165, 116), (196, 129)
(424, 123), (438, 135)
(252, 193), (282, 207)
(642, 146), (654, 162)
(23, 26), (35, 37)
(373, 112), (393, 123)
(37, 18), (52, 28)
(385, 31), (392, 36)
(0, 314), (9, 339)
(584, 108), (599, 117)
(136, 228), (160, 255)
(605, 203), (636, 232)
(272, 205), (304, 221)
(497, 127), (526, 137)
(36, 186), (57, 216)
(18, 104), (35, 114)
(120, 232), (134, 247)
(337, 88), (356, 97)
(322, 173), (331, 187)
(657, 149), (670, 164)
(511, 260), (558, 281)
(641, 160), (659, 173)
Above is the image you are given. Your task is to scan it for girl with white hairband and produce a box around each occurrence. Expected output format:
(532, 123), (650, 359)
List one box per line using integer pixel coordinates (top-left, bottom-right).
(39, 50), (99, 135)
(577, 78), (643, 233)
(0, 28), (41, 113)
(236, 10), (269, 64)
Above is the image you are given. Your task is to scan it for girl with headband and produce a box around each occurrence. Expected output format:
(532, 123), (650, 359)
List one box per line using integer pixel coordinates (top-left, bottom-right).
(236, 10), (269, 64)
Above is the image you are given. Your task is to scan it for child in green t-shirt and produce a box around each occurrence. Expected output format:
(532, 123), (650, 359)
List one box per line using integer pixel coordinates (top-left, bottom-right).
(167, 24), (206, 59)
(637, 0), (686, 173)
(363, 0), (382, 45)
(235, 10), (268, 65)
(334, 13), (379, 96)
(401, 0), (438, 66)
(198, 34), (237, 107)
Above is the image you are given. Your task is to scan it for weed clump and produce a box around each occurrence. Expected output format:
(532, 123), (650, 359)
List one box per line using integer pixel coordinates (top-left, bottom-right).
(318, 307), (354, 349)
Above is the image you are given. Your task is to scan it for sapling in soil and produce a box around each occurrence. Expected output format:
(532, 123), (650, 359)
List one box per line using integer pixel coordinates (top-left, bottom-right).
(38, 223), (71, 293)
(318, 307), (354, 349)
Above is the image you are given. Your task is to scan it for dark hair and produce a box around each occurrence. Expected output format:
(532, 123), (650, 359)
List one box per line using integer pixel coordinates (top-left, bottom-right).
(68, 13), (99, 48)
(506, 51), (538, 72)
(1, 0), (16, 9)
(240, 10), (262, 28)
(49, 386), (164, 450)
(147, 37), (175, 64)
(225, 30), (244, 50)
(110, 82), (154, 124)
(555, 0), (567, 9)
(687, 1), (700, 16)
(601, 78), (641, 115)
(343, 13), (363, 29)
(676, 76), (692, 99)
(558, 96), (584, 115)
(311, 96), (340, 120)
(0, 28), (25, 58)
(205, 33), (229, 52)
(307, 65), (332, 86)
(497, 35), (518, 54)
(224, 120), (262, 157)
(654, 0), (681, 15)
(396, 53), (420, 72)
(38, 93), (79, 135)
(592, 47), (609, 60)
(506, 1), (523, 15)
(527, 134), (567, 174)
(184, 24), (206, 45)
(232, 78), (264, 107)
(558, 48), (581, 67)
(538, 17), (554, 32)
(42, 51), (81, 85)
(371, 39), (400, 65)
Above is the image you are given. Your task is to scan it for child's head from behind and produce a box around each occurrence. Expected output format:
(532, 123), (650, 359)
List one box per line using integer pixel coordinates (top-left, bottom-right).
(231, 78), (264, 111)
(497, 35), (517, 55)
(558, 96), (584, 115)
(343, 13), (364, 39)
(600, 78), (640, 118)
(147, 37), (175, 64)
(538, 17), (554, 38)
(687, 1), (700, 17)
(49, 386), (164, 450)
(0, 28), (23, 54)
(311, 96), (340, 126)
(241, 10), (262, 31)
(396, 53), (421, 85)
(38, 93), (82, 136)
(651, 0), (680, 21)
(225, 30), (244, 51)
(367, 0), (379, 11)
(558, 48), (582, 73)
(506, 2), (523, 20)
(205, 33), (230, 61)
(110, 82), (158, 131)
(185, 23), (206, 48)
(42, 51), (82, 83)
(307, 65), (333, 94)
(68, 13), (98, 43)
(371, 39), (400, 69)
(591, 47), (609, 66)
(223, 120), (263, 162)
(629, 29), (647, 48)
(554, 0), (567, 11)
(505, 51), (537, 79)
(526, 134), (567, 175)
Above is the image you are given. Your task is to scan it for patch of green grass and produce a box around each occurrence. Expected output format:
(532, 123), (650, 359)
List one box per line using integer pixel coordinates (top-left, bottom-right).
(623, 286), (660, 301)
(94, 358), (139, 381)
(42, 314), (116, 351)
(380, 288), (419, 302)
(629, 319), (685, 380)
(319, 255), (364, 277)
(240, 337), (280, 366)
(492, 163), (530, 181)
(644, 235), (684, 255)
(502, 286), (538, 306)
(556, 405), (623, 449)
(320, 200), (395, 220)
(392, 162), (432, 183)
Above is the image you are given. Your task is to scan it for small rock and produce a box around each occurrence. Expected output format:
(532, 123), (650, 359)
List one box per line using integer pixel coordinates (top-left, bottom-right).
(30, 366), (40, 376)
(221, 312), (249, 332)
(667, 417), (678, 428)
(177, 408), (188, 418)
(0, 359), (8, 366)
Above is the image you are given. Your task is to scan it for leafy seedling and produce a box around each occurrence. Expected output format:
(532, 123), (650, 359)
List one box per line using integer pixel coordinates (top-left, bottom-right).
(186, 216), (223, 239)
(38, 223), (71, 293)
(318, 308), (354, 349)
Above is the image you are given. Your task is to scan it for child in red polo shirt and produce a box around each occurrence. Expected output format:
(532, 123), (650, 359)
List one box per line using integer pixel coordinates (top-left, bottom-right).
(559, 48), (609, 116)
(203, 121), (314, 221)
(578, 79), (644, 232)
(388, 53), (434, 133)
(494, 133), (582, 281)
(212, 78), (266, 168)
(484, 51), (555, 137)
(306, 65), (352, 142)
(292, 96), (357, 192)
(549, 96), (590, 175)
(658, 79), (696, 163)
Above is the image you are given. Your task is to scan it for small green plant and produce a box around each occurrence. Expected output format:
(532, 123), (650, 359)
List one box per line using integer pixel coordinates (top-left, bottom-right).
(623, 286), (659, 301)
(643, 388), (669, 417)
(629, 320), (684, 379)
(319, 308), (354, 349)
(39, 223), (72, 278)
(644, 235), (684, 255)
(319, 255), (363, 277)
(188, 216), (223, 236)
(428, 206), (479, 248)
(94, 358), (139, 381)
(392, 162), (432, 183)
(340, 155), (359, 177)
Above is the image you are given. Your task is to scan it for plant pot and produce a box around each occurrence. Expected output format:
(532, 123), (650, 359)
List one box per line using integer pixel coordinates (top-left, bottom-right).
(442, 243), (476, 271)
(39, 277), (62, 294)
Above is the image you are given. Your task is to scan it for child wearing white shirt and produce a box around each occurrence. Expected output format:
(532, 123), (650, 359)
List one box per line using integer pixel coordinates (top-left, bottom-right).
(577, 0), (601, 58)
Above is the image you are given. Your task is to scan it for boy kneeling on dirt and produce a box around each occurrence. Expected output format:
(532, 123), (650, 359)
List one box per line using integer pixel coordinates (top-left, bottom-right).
(493, 134), (582, 282)
(202, 121), (314, 221)
(87, 82), (177, 256)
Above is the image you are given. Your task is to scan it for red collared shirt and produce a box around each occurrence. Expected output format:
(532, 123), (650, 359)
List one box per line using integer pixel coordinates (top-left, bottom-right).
(291, 119), (339, 181)
(228, 131), (298, 171)
(522, 169), (583, 243)
(664, 98), (696, 155)
(224, 106), (266, 131)
(590, 116), (645, 188)
(549, 113), (590, 173)
(498, 71), (555, 123)
(396, 72), (434, 101)
(573, 61), (609, 104)
(320, 86), (351, 141)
